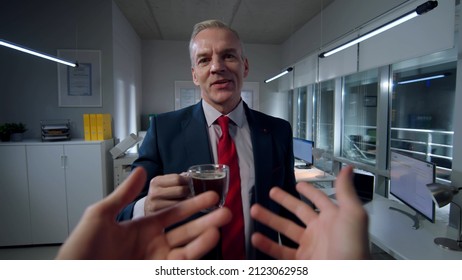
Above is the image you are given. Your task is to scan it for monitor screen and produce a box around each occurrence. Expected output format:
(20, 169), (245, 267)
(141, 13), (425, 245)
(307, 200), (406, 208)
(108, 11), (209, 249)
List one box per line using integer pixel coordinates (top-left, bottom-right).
(293, 138), (314, 167)
(390, 151), (436, 223)
(353, 169), (375, 203)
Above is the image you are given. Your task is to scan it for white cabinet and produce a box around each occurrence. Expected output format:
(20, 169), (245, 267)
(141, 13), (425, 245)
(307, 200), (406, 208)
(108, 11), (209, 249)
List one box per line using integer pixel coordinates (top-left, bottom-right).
(0, 145), (32, 246)
(64, 143), (112, 232)
(27, 144), (68, 244)
(0, 139), (113, 246)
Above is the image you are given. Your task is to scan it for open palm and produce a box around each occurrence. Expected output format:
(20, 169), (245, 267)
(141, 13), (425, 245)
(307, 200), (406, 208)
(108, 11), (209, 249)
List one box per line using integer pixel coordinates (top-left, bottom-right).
(57, 167), (231, 259)
(251, 166), (370, 260)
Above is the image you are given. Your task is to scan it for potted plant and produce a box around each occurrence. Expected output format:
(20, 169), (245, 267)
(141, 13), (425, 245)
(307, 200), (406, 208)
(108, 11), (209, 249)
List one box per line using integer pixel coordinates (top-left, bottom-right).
(0, 123), (12, 142)
(9, 122), (27, 142)
(0, 122), (27, 142)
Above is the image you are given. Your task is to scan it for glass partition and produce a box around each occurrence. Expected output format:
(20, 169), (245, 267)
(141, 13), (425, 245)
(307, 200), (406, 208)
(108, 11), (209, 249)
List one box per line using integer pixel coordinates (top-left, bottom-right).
(391, 58), (456, 183)
(341, 69), (378, 166)
(287, 45), (457, 188)
(313, 80), (335, 174)
(314, 80), (334, 151)
(293, 86), (308, 139)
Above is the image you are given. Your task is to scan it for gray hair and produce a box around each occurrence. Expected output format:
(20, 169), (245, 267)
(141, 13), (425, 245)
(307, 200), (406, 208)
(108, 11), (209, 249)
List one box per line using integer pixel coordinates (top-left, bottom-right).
(189, 19), (245, 66)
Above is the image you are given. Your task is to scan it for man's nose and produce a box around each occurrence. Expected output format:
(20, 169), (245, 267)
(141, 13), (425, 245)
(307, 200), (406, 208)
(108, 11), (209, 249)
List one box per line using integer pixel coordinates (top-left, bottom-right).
(210, 58), (225, 73)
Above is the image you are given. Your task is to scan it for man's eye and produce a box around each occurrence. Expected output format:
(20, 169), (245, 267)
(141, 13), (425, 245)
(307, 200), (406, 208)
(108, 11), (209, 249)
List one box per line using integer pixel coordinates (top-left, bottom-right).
(198, 58), (210, 65)
(224, 54), (237, 60)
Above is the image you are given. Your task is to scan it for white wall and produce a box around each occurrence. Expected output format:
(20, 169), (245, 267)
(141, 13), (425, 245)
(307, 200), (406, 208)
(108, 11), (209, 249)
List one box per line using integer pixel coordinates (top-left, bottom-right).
(282, 0), (454, 81)
(281, 0), (408, 66)
(359, 0), (455, 71)
(141, 40), (191, 123)
(0, 0), (115, 139)
(245, 44), (287, 120)
(112, 2), (142, 142)
(140, 40), (285, 129)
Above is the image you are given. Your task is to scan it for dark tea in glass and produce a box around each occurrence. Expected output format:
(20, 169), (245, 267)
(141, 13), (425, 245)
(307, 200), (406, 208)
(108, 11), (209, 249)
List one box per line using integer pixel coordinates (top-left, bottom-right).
(188, 164), (229, 211)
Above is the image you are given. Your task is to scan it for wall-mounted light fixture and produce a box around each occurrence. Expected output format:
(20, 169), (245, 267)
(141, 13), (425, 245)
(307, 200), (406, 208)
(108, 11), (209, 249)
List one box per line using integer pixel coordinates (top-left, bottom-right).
(397, 73), (447, 85)
(264, 67), (293, 83)
(319, 1), (438, 58)
(0, 39), (77, 67)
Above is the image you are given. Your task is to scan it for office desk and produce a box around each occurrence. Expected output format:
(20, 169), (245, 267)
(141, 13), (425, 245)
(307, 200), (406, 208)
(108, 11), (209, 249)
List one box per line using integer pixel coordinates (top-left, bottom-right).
(112, 155), (336, 185)
(294, 166), (336, 183)
(322, 188), (462, 259)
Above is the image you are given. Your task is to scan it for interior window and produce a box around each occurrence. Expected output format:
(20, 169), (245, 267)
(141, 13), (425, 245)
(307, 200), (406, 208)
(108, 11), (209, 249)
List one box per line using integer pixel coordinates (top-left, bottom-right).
(342, 69), (378, 166)
(391, 59), (456, 183)
(293, 86), (308, 139)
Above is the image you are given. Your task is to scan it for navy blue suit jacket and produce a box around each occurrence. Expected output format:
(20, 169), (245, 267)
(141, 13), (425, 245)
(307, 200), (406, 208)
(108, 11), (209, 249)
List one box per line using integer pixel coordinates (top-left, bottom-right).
(117, 101), (299, 259)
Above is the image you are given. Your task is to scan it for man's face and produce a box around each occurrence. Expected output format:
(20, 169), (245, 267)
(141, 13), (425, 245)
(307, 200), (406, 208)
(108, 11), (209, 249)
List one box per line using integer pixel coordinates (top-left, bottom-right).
(190, 28), (249, 114)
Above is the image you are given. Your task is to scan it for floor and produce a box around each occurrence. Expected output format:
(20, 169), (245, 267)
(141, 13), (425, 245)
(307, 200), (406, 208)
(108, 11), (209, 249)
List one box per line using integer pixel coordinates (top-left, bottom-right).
(0, 245), (60, 260)
(370, 243), (395, 260)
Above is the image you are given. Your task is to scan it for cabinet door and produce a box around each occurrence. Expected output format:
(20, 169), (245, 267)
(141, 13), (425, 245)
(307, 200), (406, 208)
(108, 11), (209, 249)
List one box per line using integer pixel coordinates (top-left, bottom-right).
(27, 145), (68, 244)
(65, 143), (105, 232)
(0, 145), (32, 246)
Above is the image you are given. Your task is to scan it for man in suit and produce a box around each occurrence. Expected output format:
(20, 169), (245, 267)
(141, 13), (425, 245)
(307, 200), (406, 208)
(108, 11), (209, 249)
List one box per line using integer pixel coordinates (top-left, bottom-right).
(118, 19), (299, 259)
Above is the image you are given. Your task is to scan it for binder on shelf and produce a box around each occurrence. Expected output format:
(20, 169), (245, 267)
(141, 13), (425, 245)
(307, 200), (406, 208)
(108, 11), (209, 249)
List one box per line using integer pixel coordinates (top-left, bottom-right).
(83, 114), (91, 141)
(83, 113), (112, 141)
(89, 114), (98, 141)
(96, 114), (112, 140)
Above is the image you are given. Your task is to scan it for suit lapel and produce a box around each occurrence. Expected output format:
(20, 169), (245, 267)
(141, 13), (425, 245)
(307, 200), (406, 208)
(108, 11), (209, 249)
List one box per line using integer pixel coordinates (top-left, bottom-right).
(245, 105), (275, 211)
(182, 102), (214, 167)
(245, 105), (281, 259)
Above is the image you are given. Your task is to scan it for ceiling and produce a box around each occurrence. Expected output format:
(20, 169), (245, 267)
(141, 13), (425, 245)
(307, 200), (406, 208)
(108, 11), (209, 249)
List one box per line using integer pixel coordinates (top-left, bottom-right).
(113, 0), (334, 44)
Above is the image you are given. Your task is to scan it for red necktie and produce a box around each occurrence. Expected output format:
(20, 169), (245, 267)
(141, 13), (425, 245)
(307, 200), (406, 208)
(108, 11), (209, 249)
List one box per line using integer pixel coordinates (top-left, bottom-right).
(217, 115), (245, 259)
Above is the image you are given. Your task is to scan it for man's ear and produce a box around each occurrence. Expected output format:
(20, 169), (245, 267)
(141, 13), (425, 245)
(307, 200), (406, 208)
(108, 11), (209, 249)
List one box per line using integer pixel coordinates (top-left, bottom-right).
(192, 67), (200, 85)
(243, 58), (249, 78)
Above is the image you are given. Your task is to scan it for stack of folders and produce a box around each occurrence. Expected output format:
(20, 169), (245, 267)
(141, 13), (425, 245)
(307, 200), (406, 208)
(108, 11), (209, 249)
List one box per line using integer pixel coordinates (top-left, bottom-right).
(83, 113), (113, 141)
(41, 119), (71, 141)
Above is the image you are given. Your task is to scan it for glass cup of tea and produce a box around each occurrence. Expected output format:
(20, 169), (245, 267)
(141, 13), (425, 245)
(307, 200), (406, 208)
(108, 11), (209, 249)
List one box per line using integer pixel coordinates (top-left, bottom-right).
(187, 164), (229, 212)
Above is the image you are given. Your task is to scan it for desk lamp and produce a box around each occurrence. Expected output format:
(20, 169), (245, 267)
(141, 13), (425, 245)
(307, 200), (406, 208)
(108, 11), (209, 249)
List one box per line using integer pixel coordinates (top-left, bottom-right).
(427, 183), (462, 251)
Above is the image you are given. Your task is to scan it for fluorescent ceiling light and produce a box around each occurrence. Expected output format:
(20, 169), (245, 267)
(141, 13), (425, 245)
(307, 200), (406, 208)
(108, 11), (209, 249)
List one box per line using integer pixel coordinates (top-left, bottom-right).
(319, 1), (438, 58)
(264, 67), (293, 83)
(397, 74), (446, 85)
(0, 39), (77, 67)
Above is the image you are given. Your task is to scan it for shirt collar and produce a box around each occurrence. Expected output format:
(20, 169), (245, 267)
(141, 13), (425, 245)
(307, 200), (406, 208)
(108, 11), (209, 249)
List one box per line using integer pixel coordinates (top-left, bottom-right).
(202, 99), (245, 128)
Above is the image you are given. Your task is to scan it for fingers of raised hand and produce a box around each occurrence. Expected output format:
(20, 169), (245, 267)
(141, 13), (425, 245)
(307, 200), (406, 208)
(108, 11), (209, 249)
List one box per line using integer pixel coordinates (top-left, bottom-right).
(251, 232), (296, 260)
(333, 166), (363, 208)
(167, 228), (221, 260)
(250, 204), (304, 244)
(166, 207), (231, 248)
(295, 183), (335, 217)
(269, 186), (318, 225)
(150, 191), (228, 229)
(100, 167), (147, 217)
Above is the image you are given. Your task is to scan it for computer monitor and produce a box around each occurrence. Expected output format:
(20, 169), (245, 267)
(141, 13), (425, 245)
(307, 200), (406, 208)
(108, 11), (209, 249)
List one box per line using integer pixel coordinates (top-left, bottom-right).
(389, 151), (436, 224)
(293, 138), (314, 169)
(329, 169), (374, 204)
(353, 169), (375, 204)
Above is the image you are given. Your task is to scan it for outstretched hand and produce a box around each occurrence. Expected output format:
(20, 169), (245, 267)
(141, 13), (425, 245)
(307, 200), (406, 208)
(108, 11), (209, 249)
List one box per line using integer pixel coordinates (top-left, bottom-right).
(56, 167), (232, 259)
(250, 166), (370, 260)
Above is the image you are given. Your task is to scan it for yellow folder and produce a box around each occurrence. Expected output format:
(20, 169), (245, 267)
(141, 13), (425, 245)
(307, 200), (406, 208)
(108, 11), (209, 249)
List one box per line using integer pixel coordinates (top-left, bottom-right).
(96, 114), (112, 140)
(90, 114), (98, 140)
(83, 114), (91, 141)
